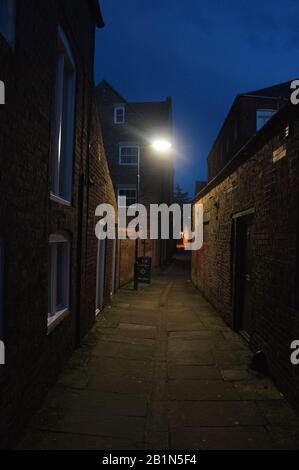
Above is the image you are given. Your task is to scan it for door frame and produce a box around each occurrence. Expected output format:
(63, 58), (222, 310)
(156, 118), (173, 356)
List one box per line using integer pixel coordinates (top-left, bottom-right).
(110, 238), (117, 296)
(232, 208), (255, 338)
(95, 238), (107, 316)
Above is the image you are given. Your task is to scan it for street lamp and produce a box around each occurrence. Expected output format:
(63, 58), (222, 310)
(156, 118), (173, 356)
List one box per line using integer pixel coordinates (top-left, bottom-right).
(152, 139), (172, 153)
(134, 138), (172, 290)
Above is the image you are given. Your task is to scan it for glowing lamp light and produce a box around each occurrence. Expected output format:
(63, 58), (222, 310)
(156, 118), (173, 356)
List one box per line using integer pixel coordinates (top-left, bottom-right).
(152, 139), (172, 153)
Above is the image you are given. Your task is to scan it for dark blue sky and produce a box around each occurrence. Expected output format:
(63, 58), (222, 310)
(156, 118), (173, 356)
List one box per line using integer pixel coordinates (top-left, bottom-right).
(94, 0), (298, 195)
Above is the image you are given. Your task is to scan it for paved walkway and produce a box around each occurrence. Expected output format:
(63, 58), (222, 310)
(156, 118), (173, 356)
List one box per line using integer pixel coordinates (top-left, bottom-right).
(17, 257), (299, 450)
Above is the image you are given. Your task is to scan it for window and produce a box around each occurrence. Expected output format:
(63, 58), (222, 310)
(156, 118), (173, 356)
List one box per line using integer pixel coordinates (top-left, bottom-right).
(114, 105), (125, 124)
(119, 145), (139, 165)
(0, 0), (16, 47)
(51, 27), (76, 204)
(256, 109), (276, 131)
(48, 233), (70, 330)
(118, 188), (137, 208)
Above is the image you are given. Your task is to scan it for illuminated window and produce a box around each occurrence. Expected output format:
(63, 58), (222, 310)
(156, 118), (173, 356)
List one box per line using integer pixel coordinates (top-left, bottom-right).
(48, 233), (70, 330)
(114, 105), (125, 124)
(256, 109), (276, 131)
(0, 0), (16, 47)
(51, 27), (76, 204)
(119, 145), (139, 165)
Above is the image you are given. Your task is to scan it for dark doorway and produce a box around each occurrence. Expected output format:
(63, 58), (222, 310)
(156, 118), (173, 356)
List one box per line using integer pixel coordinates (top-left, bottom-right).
(233, 214), (254, 340)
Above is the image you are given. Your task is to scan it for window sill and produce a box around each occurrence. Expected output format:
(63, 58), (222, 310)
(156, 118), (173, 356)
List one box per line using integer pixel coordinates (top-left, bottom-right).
(50, 193), (72, 207)
(47, 308), (70, 335)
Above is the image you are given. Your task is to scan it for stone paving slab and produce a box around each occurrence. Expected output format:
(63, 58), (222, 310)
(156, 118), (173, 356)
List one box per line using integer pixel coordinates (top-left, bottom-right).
(167, 322), (206, 332)
(87, 373), (152, 395)
(170, 426), (275, 450)
(168, 365), (223, 380)
(56, 411), (146, 441)
(17, 430), (143, 451)
(233, 380), (284, 400)
(169, 379), (240, 401)
(88, 357), (154, 380)
(168, 330), (224, 340)
(265, 426), (299, 450)
(69, 391), (149, 417)
(169, 400), (268, 426)
(92, 342), (155, 361)
(16, 257), (299, 450)
(256, 400), (299, 426)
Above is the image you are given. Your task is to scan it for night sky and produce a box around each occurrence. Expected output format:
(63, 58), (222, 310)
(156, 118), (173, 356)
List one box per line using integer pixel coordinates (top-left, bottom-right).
(94, 0), (299, 196)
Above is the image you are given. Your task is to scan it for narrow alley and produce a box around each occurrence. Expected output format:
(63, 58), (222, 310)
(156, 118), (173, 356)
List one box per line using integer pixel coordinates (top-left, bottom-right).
(17, 256), (299, 450)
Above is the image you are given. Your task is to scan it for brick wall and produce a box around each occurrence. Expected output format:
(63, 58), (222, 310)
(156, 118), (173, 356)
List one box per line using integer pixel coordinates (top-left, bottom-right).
(0, 0), (115, 448)
(193, 104), (299, 408)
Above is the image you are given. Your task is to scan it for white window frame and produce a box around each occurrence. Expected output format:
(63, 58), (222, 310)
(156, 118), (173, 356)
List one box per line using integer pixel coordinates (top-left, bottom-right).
(118, 187), (137, 208)
(256, 109), (276, 132)
(0, 0), (16, 48)
(51, 26), (76, 205)
(114, 105), (125, 124)
(119, 144), (139, 166)
(48, 233), (71, 332)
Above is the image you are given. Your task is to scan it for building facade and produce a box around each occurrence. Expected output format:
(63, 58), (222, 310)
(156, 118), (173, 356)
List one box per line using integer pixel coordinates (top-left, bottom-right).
(96, 81), (174, 285)
(0, 0), (117, 448)
(193, 99), (299, 408)
(207, 81), (292, 182)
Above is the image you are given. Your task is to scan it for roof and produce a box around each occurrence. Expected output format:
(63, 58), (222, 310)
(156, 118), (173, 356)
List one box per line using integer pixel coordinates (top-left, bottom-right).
(96, 80), (127, 103)
(130, 99), (172, 114)
(194, 102), (296, 202)
(89, 0), (104, 28)
(207, 80), (293, 162)
(96, 81), (172, 113)
(243, 80), (294, 100)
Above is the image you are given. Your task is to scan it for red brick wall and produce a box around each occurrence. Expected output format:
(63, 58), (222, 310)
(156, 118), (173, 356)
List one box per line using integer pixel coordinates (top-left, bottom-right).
(193, 105), (299, 408)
